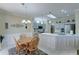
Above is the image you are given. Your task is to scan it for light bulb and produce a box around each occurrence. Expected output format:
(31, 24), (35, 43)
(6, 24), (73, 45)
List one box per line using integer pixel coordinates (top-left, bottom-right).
(22, 19), (26, 23)
(36, 20), (40, 23)
(27, 20), (31, 23)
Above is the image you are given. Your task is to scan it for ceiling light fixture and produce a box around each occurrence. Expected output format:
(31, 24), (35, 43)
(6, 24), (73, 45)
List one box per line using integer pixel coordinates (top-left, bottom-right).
(22, 19), (26, 23)
(36, 20), (40, 23)
(41, 22), (43, 24)
(27, 20), (31, 23)
(22, 19), (31, 24)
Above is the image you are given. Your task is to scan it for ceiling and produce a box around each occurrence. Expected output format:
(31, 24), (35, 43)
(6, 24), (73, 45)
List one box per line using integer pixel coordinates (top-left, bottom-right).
(0, 3), (79, 18)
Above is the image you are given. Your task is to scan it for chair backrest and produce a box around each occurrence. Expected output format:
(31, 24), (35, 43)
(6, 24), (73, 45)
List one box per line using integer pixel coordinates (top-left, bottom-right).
(33, 36), (39, 46)
(14, 37), (28, 52)
(14, 37), (20, 47)
(20, 34), (27, 40)
(28, 37), (39, 51)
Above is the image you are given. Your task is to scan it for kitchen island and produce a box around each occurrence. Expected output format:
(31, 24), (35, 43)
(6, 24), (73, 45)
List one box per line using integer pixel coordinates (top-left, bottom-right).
(38, 33), (79, 55)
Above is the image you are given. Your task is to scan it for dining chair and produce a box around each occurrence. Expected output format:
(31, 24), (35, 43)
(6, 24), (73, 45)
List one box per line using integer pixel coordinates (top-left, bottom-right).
(20, 34), (27, 40)
(14, 37), (21, 54)
(14, 37), (28, 54)
(27, 36), (39, 54)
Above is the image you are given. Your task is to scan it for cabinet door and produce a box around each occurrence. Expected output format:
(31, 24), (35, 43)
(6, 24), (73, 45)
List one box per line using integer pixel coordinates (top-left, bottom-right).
(55, 36), (63, 50)
(39, 35), (45, 48)
(50, 36), (55, 50)
(75, 36), (79, 49)
(74, 36), (77, 49)
(45, 36), (51, 50)
(66, 36), (75, 50)
(39, 34), (51, 50)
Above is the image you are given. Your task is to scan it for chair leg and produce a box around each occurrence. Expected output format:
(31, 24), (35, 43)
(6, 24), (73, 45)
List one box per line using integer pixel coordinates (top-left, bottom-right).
(16, 48), (20, 55)
(16, 49), (18, 54)
(29, 51), (32, 54)
(25, 49), (28, 55)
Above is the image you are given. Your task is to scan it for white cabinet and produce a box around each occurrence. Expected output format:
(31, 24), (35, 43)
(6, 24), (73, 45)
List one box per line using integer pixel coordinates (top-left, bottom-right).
(50, 36), (55, 50)
(39, 34), (56, 54)
(74, 36), (79, 49)
(39, 33), (79, 54)
(45, 37), (51, 50)
(39, 34), (51, 50)
(55, 35), (75, 50)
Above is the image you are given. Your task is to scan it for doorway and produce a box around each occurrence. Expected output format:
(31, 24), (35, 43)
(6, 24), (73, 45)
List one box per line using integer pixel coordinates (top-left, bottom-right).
(51, 25), (55, 33)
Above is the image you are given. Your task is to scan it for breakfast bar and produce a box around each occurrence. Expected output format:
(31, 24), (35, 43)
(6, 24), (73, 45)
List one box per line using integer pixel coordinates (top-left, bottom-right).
(38, 33), (79, 54)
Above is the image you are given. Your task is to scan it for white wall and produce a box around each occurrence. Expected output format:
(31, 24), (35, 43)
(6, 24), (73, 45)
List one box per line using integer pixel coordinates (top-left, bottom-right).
(0, 9), (33, 35)
(5, 15), (32, 34)
(75, 9), (79, 34)
(0, 10), (6, 36)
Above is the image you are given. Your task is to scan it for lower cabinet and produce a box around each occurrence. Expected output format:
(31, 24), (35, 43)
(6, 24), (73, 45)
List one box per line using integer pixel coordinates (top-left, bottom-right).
(38, 34), (79, 54)
(39, 34), (56, 54)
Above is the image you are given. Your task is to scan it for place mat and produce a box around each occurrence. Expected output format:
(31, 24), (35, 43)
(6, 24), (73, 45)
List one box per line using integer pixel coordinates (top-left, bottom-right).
(8, 47), (48, 55)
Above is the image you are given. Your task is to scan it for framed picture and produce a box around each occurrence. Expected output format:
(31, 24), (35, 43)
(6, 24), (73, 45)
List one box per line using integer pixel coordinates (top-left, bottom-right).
(5, 23), (8, 29)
